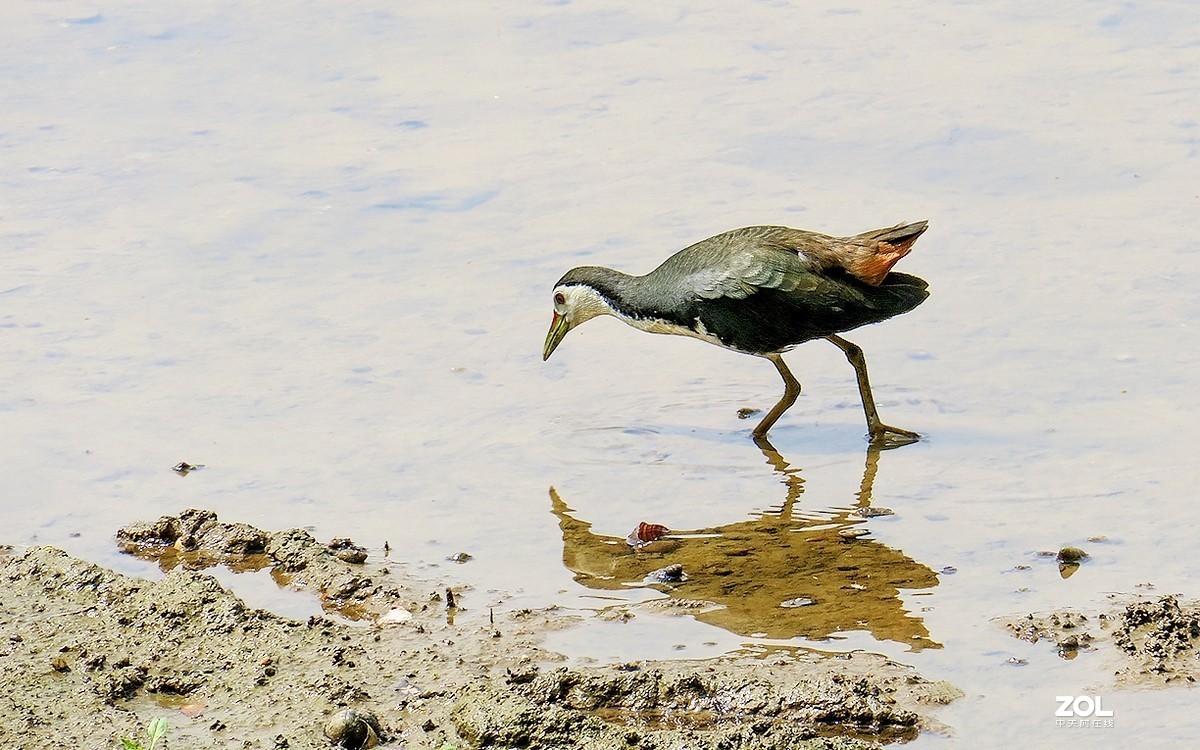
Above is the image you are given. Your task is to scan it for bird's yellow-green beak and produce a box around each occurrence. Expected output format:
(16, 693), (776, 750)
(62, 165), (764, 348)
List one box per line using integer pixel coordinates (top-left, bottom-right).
(543, 311), (570, 361)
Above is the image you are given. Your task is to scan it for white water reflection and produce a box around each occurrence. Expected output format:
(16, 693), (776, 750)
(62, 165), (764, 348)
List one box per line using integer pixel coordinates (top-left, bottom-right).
(3, 1), (1198, 746)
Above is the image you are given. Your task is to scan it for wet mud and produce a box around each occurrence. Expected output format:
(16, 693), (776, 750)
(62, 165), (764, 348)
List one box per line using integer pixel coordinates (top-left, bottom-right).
(0, 510), (961, 749)
(1002, 594), (1200, 686)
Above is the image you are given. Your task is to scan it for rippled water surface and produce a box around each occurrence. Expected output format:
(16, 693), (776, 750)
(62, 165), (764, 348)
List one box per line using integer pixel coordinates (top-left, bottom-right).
(4, 1), (1198, 746)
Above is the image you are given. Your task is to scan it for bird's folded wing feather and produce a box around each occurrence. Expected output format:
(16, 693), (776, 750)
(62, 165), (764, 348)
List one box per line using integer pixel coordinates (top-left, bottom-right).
(688, 244), (821, 300)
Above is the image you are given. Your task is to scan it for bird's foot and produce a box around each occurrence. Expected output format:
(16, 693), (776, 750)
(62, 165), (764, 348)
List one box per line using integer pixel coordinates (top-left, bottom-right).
(869, 424), (920, 449)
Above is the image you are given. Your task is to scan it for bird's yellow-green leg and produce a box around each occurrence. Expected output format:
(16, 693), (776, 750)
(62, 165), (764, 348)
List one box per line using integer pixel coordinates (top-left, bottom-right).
(826, 334), (919, 443)
(753, 353), (802, 438)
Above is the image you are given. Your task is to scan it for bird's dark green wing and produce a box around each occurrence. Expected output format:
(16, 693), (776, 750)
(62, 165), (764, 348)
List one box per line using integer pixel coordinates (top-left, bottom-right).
(664, 227), (825, 301)
(656, 223), (929, 304)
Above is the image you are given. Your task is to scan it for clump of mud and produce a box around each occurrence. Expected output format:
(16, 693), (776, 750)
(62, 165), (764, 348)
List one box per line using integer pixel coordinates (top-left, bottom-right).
(454, 657), (961, 750)
(1003, 594), (1200, 686)
(117, 508), (396, 619)
(0, 510), (962, 748)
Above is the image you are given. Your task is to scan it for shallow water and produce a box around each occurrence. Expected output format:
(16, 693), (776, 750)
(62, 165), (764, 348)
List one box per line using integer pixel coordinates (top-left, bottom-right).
(3, 1), (1199, 746)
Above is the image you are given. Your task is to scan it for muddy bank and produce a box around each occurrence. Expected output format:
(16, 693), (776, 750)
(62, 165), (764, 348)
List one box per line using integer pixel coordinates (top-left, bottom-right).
(453, 653), (961, 750)
(1002, 593), (1200, 687)
(0, 510), (961, 749)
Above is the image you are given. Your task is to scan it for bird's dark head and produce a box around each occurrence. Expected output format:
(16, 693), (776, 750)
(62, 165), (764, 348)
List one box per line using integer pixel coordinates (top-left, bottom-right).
(542, 268), (619, 361)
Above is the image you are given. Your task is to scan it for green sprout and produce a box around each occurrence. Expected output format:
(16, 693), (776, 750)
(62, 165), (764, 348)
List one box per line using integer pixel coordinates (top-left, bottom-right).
(120, 717), (168, 750)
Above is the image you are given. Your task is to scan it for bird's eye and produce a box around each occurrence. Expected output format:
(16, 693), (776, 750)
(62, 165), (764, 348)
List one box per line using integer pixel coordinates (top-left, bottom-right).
(554, 292), (566, 305)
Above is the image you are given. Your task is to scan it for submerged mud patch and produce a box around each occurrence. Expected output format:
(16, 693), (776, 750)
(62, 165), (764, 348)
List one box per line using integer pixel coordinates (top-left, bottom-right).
(1003, 594), (1200, 686)
(0, 511), (961, 748)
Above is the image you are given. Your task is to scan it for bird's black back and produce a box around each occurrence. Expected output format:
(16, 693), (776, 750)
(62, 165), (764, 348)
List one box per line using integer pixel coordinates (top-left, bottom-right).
(689, 270), (928, 354)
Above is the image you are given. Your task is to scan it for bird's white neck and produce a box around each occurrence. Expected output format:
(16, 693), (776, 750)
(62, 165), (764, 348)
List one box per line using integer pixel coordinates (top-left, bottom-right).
(556, 281), (729, 349)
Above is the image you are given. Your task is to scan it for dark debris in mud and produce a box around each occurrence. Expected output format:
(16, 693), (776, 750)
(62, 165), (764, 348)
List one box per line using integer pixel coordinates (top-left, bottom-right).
(1003, 594), (1200, 686)
(1111, 596), (1200, 683)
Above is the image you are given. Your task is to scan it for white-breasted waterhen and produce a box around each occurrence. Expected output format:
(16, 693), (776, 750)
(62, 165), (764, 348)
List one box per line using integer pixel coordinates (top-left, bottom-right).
(542, 221), (930, 441)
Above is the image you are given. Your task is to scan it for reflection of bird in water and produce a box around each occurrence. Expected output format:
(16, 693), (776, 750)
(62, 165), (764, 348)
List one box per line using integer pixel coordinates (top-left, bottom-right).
(543, 222), (929, 442)
(550, 438), (940, 649)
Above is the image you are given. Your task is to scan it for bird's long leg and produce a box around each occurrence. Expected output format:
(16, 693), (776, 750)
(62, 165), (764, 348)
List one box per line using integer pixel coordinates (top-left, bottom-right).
(753, 353), (801, 438)
(825, 334), (919, 443)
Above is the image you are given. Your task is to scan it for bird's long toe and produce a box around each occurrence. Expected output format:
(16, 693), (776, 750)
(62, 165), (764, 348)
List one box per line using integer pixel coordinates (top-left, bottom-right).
(869, 424), (921, 448)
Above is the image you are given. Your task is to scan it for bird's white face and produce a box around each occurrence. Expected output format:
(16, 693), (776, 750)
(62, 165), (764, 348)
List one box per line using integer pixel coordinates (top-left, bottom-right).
(543, 284), (613, 360)
(552, 284), (611, 324)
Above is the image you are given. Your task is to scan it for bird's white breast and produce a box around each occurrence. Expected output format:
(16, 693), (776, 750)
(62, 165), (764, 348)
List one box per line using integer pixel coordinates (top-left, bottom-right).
(622, 314), (734, 351)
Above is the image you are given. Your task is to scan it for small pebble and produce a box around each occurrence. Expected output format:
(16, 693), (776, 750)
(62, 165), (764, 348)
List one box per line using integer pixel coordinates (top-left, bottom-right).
(736, 407), (761, 419)
(645, 564), (686, 583)
(853, 506), (894, 518)
(323, 709), (381, 749)
(838, 528), (870, 540)
(449, 552), (473, 563)
(1006, 657), (1028, 666)
(378, 608), (412, 625)
(1057, 547), (1088, 564)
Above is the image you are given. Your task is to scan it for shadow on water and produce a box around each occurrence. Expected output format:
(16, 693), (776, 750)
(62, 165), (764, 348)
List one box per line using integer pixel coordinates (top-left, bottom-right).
(551, 437), (940, 651)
